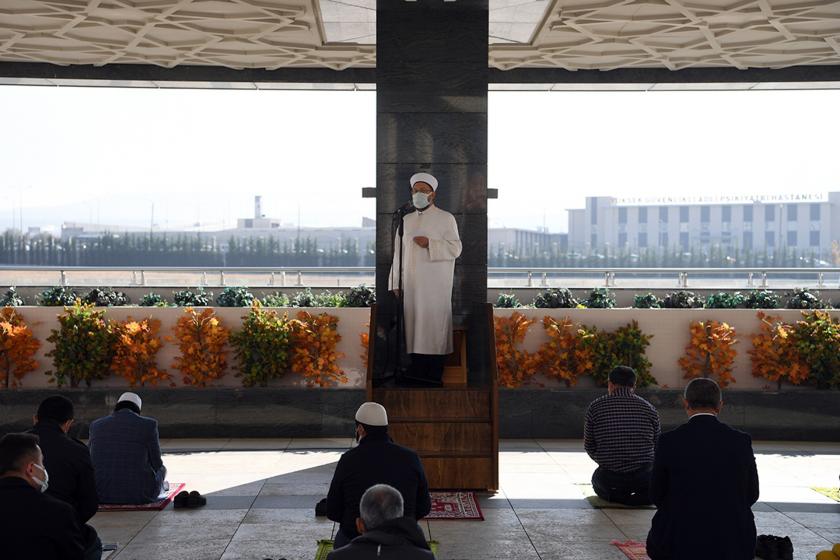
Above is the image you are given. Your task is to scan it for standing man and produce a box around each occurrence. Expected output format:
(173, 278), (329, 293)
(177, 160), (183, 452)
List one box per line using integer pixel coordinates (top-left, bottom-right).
(389, 172), (462, 385)
(584, 366), (660, 506)
(30, 396), (101, 560)
(647, 378), (759, 560)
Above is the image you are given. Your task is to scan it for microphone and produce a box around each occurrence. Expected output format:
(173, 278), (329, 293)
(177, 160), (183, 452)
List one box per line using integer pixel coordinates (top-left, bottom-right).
(395, 201), (415, 216)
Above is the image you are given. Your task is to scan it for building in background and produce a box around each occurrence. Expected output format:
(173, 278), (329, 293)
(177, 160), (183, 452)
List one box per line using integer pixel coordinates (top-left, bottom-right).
(568, 192), (840, 257)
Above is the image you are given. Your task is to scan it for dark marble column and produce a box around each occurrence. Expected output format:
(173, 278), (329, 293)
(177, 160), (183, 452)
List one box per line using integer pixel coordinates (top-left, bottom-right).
(375, 0), (490, 384)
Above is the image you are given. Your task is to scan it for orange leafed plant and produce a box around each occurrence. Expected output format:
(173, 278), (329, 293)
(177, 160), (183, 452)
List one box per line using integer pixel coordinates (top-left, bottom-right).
(749, 312), (809, 388)
(679, 320), (738, 387)
(0, 308), (40, 389)
(536, 316), (594, 387)
(494, 312), (539, 388)
(290, 311), (347, 387)
(169, 307), (230, 387)
(360, 327), (370, 370)
(112, 317), (171, 387)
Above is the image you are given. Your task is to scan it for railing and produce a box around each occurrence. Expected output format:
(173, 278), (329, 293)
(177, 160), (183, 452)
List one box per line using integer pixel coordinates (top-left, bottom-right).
(1, 265), (839, 290)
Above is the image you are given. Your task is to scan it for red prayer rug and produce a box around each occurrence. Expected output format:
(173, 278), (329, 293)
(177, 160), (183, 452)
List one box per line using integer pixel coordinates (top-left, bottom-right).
(426, 491), (484, 520)
(612, 540), (651, 560)
(97, 483), (186, 512)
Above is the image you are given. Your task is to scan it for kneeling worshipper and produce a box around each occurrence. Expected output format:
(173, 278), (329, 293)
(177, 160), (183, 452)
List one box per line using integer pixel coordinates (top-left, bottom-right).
(89, 392), (168, 504)
(389, 172), (462, 386)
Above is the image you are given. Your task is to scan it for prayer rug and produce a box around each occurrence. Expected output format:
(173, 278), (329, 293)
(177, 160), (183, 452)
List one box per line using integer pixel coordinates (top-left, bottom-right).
(97, 483), (186, 512)
(812, 487), (840, 502)
(612, 540), (651, 560)
(315, 539), (439, 559)
(427, 491), (484, 520)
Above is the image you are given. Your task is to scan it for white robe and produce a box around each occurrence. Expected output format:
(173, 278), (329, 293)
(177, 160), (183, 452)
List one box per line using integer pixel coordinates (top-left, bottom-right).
(389, 205), (462, 355)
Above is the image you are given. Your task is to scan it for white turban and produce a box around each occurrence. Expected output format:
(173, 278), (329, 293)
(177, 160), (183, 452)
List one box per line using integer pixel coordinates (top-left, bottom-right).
(409, 172), (438, 191)
(118, 392), (142, 411)
(355, 402), (388, 426)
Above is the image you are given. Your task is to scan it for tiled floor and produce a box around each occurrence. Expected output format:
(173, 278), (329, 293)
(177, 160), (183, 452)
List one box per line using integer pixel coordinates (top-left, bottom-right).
(91, 439), (840, 560)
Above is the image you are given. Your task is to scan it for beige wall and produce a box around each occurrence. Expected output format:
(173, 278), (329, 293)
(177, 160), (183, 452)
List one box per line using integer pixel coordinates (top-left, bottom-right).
(493, 308), (837, 390)
(10, 307), (371, 390)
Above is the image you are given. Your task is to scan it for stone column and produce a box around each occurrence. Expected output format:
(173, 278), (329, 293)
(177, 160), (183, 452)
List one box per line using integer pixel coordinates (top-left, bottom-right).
(375, 0), (490, 383)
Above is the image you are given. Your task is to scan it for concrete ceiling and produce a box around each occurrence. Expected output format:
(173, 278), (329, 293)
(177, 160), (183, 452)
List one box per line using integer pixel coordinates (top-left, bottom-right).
(0, 0), (838, 71)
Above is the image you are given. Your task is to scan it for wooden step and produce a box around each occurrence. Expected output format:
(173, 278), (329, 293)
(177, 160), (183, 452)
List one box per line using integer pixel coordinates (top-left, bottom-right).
(422, 457), (496, 490)
(389, 422), (492, 455)
(373, 388), (490, 420)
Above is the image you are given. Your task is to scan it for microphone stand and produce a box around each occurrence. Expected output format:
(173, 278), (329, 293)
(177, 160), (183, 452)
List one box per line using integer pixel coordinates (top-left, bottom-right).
(378, 204), (412, 385)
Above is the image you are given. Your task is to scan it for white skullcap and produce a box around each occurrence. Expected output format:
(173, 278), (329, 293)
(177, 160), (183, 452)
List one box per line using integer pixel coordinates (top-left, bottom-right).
(355, 402), (388, 427)
(409, 172), (438, 191)
(118, 392), (142, 411)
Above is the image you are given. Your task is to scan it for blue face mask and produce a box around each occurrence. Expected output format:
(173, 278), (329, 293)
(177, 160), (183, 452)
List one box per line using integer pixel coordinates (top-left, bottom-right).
(412, 192), (431, 209)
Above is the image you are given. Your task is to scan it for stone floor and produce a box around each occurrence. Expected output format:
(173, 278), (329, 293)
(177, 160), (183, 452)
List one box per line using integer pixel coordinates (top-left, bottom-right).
(91, 439), (840, 560)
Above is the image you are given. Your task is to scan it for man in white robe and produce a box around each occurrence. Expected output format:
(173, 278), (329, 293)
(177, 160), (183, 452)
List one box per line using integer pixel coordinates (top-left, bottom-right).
(389, 172), (462, 385)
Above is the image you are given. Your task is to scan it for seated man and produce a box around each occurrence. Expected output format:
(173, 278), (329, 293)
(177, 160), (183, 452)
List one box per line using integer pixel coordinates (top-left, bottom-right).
(327, 484), (434, 560)
(0, 433), (85, 560)
(327, 402), (431, 548)
(647, 378), (759, 560)
(89, 392), (167, 504)
(584, 366), (660, 505)
(29, 396), (101, 560)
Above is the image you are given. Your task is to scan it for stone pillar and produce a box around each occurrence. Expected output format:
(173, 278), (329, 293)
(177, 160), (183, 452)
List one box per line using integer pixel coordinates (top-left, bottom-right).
(375, 0), (490, 383)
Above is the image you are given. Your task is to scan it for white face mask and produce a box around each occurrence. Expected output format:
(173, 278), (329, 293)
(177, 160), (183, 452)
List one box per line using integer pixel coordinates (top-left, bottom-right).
(31, 463), (49, 493)
(412, 192), (431, 209)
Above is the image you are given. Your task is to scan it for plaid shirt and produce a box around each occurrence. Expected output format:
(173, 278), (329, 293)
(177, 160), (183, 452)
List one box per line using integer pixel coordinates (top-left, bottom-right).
(584, 387), (661, 473)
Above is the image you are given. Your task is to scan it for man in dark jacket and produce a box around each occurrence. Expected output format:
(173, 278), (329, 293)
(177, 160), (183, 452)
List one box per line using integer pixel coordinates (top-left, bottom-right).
(0, 432), (85, 560)
(647, 378), (759, 560)
(327, 484), (434, 560)
(89, 392), (168, 504)
(29, 395), (102, 560)
(327, 402), (431, 548)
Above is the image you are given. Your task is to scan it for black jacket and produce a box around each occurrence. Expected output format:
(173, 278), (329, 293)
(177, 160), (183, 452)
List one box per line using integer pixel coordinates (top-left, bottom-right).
(326, 517), (435, 560)
(327, 433), (431, 540)
(0, 477), (85, 560)
(30, 422), (99, 524)
(647, 415), (759, 560)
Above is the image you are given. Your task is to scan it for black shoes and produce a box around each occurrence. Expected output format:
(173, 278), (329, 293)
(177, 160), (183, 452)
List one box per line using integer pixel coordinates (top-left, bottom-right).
(174, 490), (207, 509)
(756, 534), (793, 560)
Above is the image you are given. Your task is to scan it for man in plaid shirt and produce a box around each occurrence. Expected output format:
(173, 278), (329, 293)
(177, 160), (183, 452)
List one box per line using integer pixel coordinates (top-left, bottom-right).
(584, 366), (661, 505)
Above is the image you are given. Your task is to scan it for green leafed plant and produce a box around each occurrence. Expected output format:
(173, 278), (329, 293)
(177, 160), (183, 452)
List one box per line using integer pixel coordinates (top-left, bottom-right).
(343, 285), (376, 308)
(495, 293), (522, 308)
(0, 287), (24, 307)
(533, 287), (579, 308)
(230, 304), (292, 387)
(37, 287), (77, 307)
(45, 303), (117, 388)
(580, 321), (656, 388)
(743, 290), (780, 309)
(139, 292), (170, 307)
(261, 291), (290, 307)
(633, 293), (662, 309)
(662, 290), (703, 309)
(82, 287), (130, 307)
(216, 286), (255, 307)
(173, 287), (213, 307)
(705, 292), (745, 309)
(584, 288), (615, 309)
(792, 311), (840, 389)
(785, 288), (829, 310)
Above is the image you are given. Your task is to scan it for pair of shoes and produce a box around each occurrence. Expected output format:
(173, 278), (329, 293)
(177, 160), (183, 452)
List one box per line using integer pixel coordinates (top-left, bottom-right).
(755, 534), (793, 560)
(174, 490), (207, 509)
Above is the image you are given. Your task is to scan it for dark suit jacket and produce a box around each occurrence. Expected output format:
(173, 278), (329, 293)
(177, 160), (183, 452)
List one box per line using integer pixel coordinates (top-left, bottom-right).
(327, 432), (431, 541)
(29, 422), (99, 523)
(0, 477), (85, 560)
(89, 409), (165, 504)
(647, 414), (759, 560)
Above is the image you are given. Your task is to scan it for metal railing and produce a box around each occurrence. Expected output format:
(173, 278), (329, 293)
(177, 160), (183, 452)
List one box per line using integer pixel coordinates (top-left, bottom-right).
(0, 265), (839, 290)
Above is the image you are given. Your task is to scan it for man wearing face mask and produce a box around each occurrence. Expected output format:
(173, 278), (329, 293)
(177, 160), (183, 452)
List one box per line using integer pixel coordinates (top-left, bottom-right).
(389, 172), (462, 386)
(0, 432), (85, 560)
(326, 403), (431, 549)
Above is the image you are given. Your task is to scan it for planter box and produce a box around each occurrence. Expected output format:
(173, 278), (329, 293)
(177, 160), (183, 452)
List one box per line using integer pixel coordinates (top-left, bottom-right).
(6, 306), (371, 390)
(493, 308), (840, 390)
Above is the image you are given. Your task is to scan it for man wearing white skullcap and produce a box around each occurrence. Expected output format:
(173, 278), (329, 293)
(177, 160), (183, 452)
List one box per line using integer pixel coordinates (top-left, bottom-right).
(88, 392), (168, 504)
(326, 402), (431, 548)
(390, 172), (462, 385)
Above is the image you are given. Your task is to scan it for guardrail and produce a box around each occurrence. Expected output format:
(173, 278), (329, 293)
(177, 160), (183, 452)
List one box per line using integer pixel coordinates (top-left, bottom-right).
(0, 266), (839, 290)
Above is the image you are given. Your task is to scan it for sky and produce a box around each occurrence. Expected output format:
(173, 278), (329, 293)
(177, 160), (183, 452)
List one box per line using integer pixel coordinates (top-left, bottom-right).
(0, 85), (839, 234)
